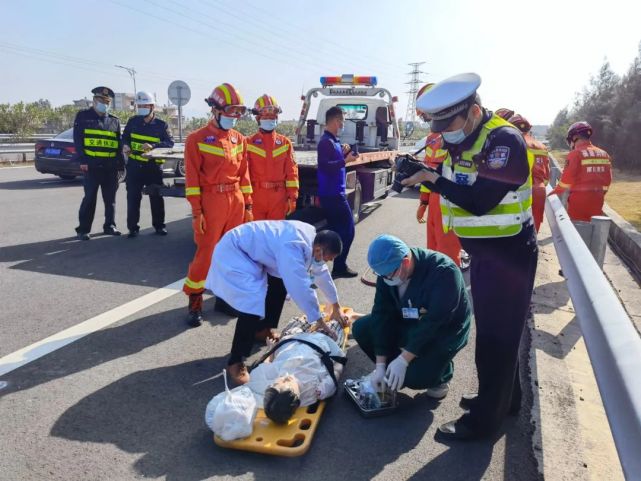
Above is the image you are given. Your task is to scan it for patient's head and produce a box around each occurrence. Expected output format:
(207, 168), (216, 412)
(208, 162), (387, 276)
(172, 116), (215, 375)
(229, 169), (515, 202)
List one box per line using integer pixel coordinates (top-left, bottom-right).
(264, 375), (301, 424)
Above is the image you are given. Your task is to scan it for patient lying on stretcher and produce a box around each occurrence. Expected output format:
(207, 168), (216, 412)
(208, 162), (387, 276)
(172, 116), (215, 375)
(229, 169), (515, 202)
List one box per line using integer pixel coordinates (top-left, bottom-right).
(248, 322), (347, 424)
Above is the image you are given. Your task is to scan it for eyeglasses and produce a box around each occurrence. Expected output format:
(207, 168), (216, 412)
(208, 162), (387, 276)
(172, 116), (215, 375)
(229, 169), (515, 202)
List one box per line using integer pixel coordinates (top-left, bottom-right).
(379, 266), (401, 281)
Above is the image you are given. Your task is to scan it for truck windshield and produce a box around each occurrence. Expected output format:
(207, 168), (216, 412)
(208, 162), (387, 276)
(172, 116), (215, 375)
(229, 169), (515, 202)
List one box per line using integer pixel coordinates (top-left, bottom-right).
(338, 104), (368, 121)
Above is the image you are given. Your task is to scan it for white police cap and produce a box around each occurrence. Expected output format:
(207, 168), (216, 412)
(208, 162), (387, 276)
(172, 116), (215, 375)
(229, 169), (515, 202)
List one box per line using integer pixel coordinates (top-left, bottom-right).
(416, 73), (481, 132)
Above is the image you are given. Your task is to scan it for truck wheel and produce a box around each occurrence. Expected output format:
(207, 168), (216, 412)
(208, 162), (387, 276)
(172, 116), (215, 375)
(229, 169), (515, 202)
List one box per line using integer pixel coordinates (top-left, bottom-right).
(352, 182), (362, 224)
(175, 158), (186, 177)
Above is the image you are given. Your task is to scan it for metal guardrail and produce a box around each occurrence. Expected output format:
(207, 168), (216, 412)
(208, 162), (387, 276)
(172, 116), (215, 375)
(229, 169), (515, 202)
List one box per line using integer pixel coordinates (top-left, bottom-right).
(546, 184), (641, 479)
(0, 133), (53, 141)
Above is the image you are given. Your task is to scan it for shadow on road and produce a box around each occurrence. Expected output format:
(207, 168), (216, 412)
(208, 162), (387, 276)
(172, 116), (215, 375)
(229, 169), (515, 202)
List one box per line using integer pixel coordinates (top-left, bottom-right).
(0, 217), (194, 288)
(0, 176), (82, 190)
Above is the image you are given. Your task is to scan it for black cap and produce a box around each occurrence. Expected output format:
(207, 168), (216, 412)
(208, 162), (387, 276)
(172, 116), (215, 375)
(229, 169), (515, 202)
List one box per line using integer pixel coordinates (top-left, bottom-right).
(91, 86), (115, 99)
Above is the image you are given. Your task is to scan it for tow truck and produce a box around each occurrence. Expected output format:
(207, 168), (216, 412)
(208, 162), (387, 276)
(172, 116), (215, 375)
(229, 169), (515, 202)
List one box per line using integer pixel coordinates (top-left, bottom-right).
(145, 74), (401, 225)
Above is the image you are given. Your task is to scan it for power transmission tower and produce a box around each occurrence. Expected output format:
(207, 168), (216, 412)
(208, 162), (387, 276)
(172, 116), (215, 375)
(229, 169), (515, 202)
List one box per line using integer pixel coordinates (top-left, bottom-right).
(405, 62), (426, 123)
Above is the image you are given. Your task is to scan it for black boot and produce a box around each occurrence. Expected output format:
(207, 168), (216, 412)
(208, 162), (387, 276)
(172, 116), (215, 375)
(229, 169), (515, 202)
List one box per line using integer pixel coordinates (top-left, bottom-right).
(186, 293), (204, 328)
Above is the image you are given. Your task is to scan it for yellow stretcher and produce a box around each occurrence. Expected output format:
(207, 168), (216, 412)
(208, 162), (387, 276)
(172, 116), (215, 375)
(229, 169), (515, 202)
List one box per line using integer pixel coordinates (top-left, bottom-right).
(214, 306), (353, 457)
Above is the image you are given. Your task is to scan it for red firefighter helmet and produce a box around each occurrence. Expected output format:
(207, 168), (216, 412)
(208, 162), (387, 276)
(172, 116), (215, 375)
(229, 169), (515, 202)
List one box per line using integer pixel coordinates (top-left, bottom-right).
(205, 83), (246, 116)
(495, 108), (515, 120)
(252, 94), (282, 116)
(508, 114), (531, 133)
(566, 121), (593, 145)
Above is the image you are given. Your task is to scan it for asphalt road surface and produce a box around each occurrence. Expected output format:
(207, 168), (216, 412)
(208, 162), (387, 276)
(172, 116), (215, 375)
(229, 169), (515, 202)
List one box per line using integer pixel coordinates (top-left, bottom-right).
(0, 166), (540, 481)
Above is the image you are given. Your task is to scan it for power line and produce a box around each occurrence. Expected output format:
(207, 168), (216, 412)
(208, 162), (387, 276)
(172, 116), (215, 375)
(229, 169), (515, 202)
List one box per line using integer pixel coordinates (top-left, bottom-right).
(404, 62), (426, 122)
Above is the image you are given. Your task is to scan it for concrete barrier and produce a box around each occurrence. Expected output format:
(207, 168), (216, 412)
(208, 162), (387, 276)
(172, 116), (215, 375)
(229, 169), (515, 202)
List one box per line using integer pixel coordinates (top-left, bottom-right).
(603, 204), (641, 279)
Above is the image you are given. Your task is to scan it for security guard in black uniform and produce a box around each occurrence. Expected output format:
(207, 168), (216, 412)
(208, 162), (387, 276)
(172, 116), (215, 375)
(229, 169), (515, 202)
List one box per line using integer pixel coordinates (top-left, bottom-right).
(403, 73), (538, 440)
(122, 91), (174, 237)
(74, 86), (124, 240)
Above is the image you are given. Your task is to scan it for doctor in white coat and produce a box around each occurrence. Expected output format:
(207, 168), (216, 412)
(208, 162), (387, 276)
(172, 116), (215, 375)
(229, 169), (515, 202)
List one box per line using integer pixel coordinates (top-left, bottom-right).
(206, 220), (347, 385)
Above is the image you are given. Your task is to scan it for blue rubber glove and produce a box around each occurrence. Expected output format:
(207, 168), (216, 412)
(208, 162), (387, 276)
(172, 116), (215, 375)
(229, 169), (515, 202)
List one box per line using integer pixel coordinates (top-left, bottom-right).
(385, 355), (409, 391)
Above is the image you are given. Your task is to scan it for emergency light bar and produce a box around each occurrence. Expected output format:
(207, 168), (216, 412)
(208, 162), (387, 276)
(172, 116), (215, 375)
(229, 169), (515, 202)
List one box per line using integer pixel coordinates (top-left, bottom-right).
(320, 75), (378, 87)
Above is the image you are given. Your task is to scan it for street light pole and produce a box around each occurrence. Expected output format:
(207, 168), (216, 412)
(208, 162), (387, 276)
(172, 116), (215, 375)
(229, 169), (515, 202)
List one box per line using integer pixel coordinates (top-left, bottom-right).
(115, 64), (137, 97)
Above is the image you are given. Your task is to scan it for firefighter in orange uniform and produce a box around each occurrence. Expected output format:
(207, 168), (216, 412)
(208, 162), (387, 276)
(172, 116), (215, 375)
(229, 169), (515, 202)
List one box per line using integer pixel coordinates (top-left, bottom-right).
(549, 121), (612, 222)
(246, 95), (299, 220)
(415, 83), (462, 266)
(495, 108), (515, 121)
(509, 114), (550, 232)
(183, 83), (254, 327)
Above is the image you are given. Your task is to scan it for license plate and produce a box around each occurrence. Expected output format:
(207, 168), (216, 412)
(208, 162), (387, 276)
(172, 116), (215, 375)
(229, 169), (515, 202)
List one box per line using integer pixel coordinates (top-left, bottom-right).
(44, 148), (61, 156)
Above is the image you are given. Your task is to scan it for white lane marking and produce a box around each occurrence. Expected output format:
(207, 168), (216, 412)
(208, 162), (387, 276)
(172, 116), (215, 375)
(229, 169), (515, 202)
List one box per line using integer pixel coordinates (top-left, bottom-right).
(0, 165), (34, 170)
(0, 278), (185, 377)
(44, 249), (69, 256)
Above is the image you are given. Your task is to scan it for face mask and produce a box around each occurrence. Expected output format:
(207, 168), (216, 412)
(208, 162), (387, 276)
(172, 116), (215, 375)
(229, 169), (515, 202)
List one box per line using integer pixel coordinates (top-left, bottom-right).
(312, 249), (325, 267)
(218, 114), (238, 130)
(137, 107), (151, 116)
(260, 119), (278, 131)
(383, 276), (403, 286)
(94, 101), (109, 114)
(442, 112), (471, 144)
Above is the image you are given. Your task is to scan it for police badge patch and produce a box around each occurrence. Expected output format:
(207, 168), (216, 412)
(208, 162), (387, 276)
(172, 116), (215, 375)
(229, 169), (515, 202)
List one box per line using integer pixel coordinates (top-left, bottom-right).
(487, 146), (510, 169)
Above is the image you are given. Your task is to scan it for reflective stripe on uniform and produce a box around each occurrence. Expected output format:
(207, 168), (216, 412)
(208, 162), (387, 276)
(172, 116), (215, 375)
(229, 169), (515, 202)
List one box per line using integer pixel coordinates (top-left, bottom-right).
(198, 143), (225, 156)
(184, 278), (206, 290)
(246, 144), (266, 157)
(131, 133), (160, 143)
(231, 145), (244, 157)
(129, 153), (149, 162)
(84, 150), (117, 158)
(186, 187), (201, 196)
(285, 180), (299, 188)
(240, 185), (253, 194)
(273, 144), (290, 157)
(581, 158), (611, 166)
(84, 129), (117, 138)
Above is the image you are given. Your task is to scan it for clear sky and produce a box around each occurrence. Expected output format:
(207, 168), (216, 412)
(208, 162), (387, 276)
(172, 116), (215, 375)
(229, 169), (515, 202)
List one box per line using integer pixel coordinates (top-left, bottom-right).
(1, 0), (640, 125)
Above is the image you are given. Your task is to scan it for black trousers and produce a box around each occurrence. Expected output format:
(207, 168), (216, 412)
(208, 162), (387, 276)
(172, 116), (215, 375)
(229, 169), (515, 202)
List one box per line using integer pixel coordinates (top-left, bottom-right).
(319, 194), (355, 272)
(77, 168), (119, 234)
(126, 162), (165, 232)
(461, 224), (538, 435)
(228, 275), (287, 365)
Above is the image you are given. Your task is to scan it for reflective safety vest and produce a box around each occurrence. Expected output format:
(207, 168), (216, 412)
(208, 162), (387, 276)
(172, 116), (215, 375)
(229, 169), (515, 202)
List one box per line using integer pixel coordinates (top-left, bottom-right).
(129, 132), (164, 164)
(83, 128), (119, 158)
(440, 114), (534, 238)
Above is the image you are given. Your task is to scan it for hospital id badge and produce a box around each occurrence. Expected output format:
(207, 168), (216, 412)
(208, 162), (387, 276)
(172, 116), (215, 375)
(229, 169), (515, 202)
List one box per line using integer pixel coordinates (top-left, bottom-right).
(402, 307), (419, 319)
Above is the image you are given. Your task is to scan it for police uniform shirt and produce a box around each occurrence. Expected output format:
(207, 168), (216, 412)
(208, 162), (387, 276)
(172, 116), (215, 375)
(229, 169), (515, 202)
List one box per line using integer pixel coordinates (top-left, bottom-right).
(73, 107), (123, 169)
(122, 115), (175, 156)
(316, 130), (346, 196)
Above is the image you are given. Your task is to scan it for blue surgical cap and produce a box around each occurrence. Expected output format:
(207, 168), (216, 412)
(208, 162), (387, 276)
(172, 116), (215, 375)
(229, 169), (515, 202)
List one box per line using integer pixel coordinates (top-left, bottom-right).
(367, 235), (410, 276)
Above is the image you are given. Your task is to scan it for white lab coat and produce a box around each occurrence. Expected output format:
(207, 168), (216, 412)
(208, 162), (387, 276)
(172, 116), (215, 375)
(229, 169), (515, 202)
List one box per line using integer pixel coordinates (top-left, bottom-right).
(248, 332), (345, 407)
(205, 220), (339, 322)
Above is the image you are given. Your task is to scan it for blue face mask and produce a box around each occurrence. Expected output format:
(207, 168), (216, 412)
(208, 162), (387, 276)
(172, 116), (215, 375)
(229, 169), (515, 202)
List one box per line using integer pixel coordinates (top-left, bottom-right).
(383, 276), (402, 286)
(94, 101), (109, 114)
(442, 113), (471, 145)
(219, 114), (238, 130)
(259, 119), (278, 131)
(137, 107), (151, 116)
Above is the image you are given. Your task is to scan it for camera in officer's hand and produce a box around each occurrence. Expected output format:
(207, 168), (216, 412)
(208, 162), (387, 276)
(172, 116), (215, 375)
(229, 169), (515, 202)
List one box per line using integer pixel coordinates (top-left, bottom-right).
(391, 154), (437, 193)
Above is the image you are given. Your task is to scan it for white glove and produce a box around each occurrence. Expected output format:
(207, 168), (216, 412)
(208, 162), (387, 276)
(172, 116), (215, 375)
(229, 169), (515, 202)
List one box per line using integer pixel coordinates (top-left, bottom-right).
(385, 355), (409, 391)
(368, 362), (387, 391)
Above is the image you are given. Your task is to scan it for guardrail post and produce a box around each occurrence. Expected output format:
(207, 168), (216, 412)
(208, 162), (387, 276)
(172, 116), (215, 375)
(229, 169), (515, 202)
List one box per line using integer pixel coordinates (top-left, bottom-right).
(590, 216), (612, 268)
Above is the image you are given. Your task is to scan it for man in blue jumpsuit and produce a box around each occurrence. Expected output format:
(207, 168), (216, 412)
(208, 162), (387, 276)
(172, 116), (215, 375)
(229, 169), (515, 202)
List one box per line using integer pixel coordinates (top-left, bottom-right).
(404, 73), (538, 439)
(317, 106), (359, 278)
(74, 86), (124, 240)
(122, 91), (174, 237)
(353, 235), (471, 398)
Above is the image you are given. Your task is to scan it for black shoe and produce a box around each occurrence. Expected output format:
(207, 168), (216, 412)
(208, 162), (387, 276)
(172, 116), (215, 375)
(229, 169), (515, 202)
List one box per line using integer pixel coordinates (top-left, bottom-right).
(128, 230), (139, 238)
(459, 392), (520, 416)
(214, 298), (240, 317)
(76, 232), (90, 241)
(155, 227), (168, 236)
(558, 269), (564, 277)
(437, 418), (482, 441)
(186, 310), (203, 327)
(103, 227), (121, 236)
(332, 267), (358, 279)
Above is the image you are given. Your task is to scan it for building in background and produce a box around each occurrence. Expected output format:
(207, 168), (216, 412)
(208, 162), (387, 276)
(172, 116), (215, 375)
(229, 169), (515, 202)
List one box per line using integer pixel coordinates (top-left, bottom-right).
(113, 92), (135, 111)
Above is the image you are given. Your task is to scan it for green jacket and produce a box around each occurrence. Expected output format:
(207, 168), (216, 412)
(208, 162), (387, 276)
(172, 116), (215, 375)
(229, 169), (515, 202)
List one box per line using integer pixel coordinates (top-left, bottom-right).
(371, 248), (471, 356)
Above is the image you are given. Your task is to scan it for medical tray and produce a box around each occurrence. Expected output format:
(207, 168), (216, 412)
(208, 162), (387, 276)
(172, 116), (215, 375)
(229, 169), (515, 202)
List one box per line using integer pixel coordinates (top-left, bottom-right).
(344, 378), (398, 418)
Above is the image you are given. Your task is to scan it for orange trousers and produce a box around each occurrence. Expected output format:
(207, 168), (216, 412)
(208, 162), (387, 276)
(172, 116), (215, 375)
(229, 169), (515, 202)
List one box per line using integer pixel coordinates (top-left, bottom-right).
(183, 190), (244, 295)
(532, 184), (546, 232)
(427, 193), (461, 266)
(567, 190), (606, 222)
(252, 187), (287, 221)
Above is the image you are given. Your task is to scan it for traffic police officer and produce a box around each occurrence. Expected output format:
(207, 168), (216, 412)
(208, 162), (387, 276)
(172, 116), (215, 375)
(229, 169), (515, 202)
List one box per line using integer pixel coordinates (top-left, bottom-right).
(74, 86), (124, 240)
(122, 91), (174, 237)
(403, 73), (538, 440)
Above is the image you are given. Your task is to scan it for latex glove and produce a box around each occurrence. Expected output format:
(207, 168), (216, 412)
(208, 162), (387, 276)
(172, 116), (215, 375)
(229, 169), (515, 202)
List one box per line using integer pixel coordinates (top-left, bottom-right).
(192, 213), (206, 234)
(385, 355), (409, 391)
(287, 198), (297, 216)
(416, 202), (427, 223)
(244, 208), (254, 223)
(368, 362), (387, 391)
(329, 303), (349, 327)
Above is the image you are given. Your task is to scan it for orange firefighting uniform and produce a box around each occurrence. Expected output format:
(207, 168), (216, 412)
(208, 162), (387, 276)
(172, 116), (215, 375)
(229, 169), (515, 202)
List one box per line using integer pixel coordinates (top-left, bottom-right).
(557, 139), (612, 222)
(523, 133), (550, 232)
(246, 131), (299, 220)
(183, 122), (252, 295)
(420, 133), (462, 266)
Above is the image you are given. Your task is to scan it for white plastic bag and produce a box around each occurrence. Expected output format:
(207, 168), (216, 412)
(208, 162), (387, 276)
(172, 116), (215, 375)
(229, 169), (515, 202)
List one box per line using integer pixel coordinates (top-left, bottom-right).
(204, 369), (257, 441)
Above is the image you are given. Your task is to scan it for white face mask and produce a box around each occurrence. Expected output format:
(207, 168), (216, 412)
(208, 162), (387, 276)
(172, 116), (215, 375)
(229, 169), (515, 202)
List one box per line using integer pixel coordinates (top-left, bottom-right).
(260, 119), (278, 131)
(383, 276), (403, 286)
(137, 107), (151, 116)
